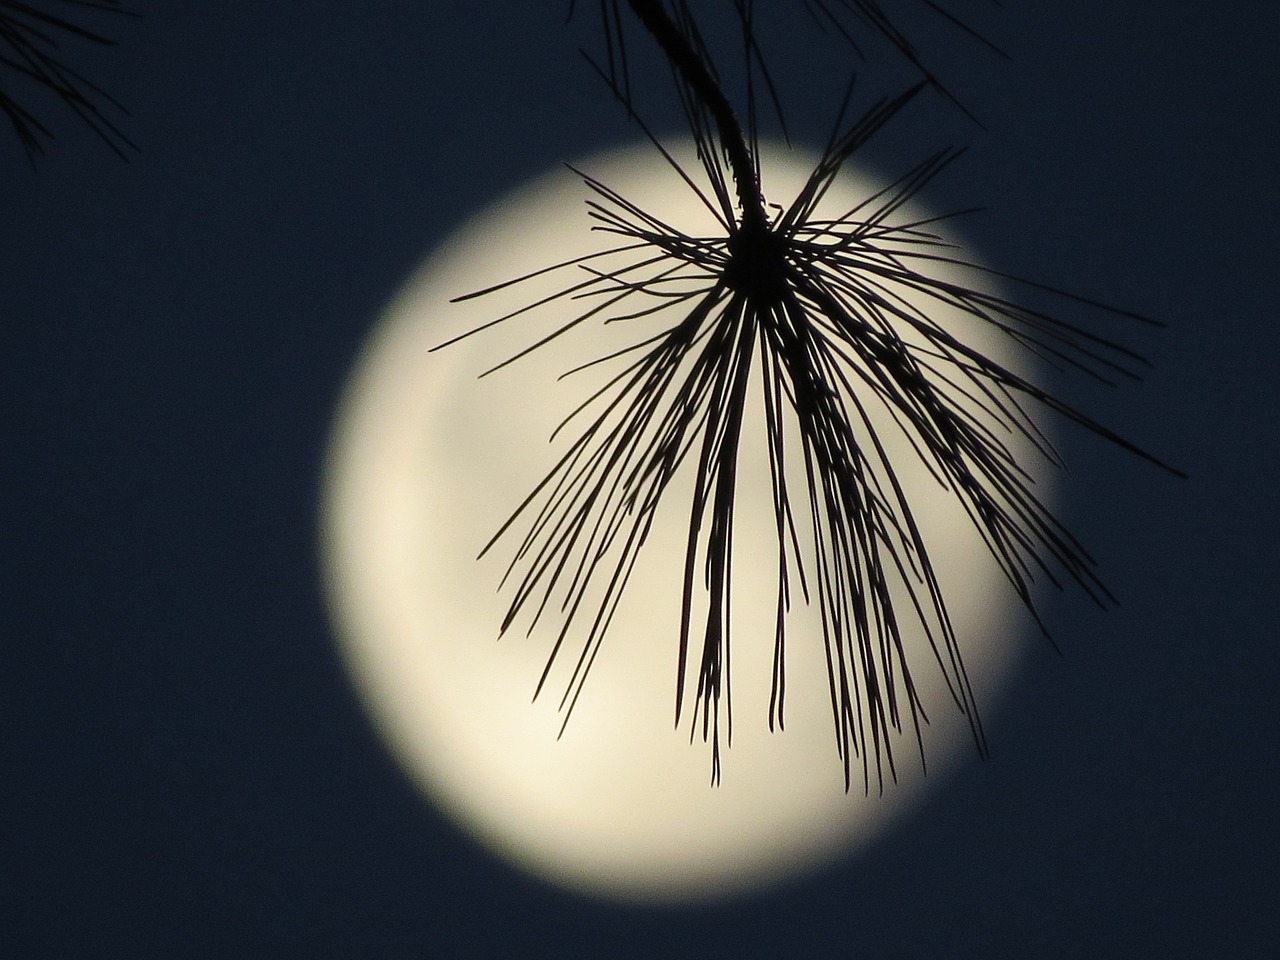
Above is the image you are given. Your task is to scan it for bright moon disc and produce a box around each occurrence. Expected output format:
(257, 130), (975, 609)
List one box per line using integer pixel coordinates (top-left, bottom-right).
(320, 144), (1044, 902)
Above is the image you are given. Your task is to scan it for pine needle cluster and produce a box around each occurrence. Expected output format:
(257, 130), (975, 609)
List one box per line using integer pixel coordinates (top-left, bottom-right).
(439, 0), (1179, 788)
(0, 0), (136, 160)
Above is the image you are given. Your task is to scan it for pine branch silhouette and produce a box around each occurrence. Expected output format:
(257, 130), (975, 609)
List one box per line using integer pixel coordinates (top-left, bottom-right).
(440, 0), (1181, 789)
(0, 0), (137, 161)
(572, 0), (1006, 125)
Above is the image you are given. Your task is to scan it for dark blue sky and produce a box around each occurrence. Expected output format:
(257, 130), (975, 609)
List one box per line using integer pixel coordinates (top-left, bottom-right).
(3, 3), (1276, 956)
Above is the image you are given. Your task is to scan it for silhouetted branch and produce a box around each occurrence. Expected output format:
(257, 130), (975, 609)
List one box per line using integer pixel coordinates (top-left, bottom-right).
(443, 1), (1181, 788)
(0, 0), (137, 161)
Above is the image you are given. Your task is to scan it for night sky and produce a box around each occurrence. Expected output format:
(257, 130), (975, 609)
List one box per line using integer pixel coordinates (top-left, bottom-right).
(4, 2), (1277, 956)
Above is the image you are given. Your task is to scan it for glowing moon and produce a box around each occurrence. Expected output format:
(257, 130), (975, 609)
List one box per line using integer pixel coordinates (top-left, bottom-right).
(320, 144), (1044, 902)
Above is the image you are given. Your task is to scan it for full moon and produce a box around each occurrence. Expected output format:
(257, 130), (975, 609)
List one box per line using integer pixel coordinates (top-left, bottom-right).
(320, 144), (1044, 902)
